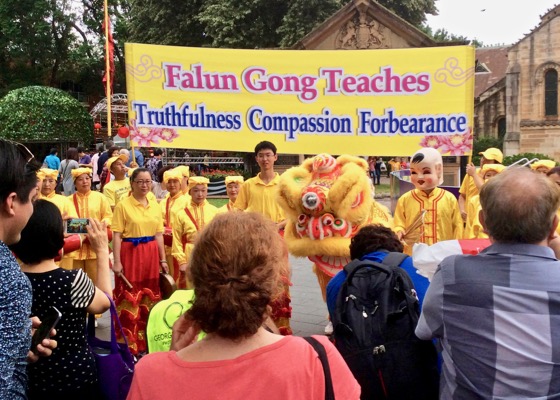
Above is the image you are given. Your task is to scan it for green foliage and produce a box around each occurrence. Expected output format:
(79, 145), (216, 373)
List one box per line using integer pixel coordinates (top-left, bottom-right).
(277, 0), (342, 47)
(502, 153), (554, 167)
(0, 86), (93, 143)
(378, 0), (437, 27)
(420, 25), (483, 47)
(128, 0), (438, 49)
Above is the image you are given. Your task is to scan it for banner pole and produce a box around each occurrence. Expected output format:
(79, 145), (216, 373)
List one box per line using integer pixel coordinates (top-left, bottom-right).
(104, 0), (112, 138)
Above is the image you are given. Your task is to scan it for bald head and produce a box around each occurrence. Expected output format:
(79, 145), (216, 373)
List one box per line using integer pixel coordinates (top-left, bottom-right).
(480, 167), (560, 243)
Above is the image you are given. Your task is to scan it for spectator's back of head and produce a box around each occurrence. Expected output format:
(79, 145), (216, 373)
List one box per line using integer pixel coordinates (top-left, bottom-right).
(0, 139), (39, 205)
(49, 147), (57, 155)
(187, 212), (288, 340)
(480, 167), (560, 243)
(105, 140), (114, 151)
(9, 199), (64, 264)
(350, 224), (403, 260)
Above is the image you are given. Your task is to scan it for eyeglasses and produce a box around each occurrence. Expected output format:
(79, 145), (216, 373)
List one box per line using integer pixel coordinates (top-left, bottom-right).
(256, 152), (275, 160)
(134, 180), (152, 186)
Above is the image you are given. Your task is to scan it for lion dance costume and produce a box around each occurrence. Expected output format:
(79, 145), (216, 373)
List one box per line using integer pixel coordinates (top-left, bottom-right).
(278, 154), (393, 300)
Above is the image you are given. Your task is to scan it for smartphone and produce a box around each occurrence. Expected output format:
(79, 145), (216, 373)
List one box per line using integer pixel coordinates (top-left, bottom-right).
(31, 306), (61, 353)
(66, 218), (89, 234)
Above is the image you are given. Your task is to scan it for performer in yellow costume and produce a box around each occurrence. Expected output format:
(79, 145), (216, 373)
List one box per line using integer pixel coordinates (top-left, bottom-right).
(531, 159), (556, 174)
(103, 154), (130, 209)
(38, 168), (76, 269)
(458, 147), (503, 222)
(160, 168), (188, 282)
(171, 176), (219, 288)
(174, 165), (192, 202)
(278, 153), (392, 334)
(464, 164), (506, 239)
(394, 148), (463, 254)
(112, 168), (167, 355)
(218, 176), (244, 212)
(69, 167), (113, 282)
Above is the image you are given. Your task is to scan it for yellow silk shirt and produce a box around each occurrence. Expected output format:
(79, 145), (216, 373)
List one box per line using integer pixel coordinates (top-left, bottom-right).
(394, 187), (463, 252)
(218, 201), (236, 213)
(160, 192), (189, 227)
(69, 190), (113, 260)
(234, 173), (285, 223)
(459, 169), (481, 222)
(112, 195), (163, 238)
(42, 191), (75, 217)
(103, 179), (131, 208)
(464, 195), (487, 239)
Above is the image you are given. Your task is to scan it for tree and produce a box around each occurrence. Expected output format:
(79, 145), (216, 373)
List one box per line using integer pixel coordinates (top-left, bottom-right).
(0, 86), (93, 143)
(277, 0), (342, 48)
(127, 0), (439, 49)
(376, 0), (437, 27)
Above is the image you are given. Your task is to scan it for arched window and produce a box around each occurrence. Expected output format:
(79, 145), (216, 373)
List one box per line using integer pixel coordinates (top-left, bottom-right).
(545, 69), (558, 116)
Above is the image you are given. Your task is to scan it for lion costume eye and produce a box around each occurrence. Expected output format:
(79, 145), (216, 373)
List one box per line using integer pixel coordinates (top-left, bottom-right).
(302, 192), (320, 210)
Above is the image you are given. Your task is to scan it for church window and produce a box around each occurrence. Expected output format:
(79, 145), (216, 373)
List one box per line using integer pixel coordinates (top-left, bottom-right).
(545, 69), (558, 116)
(497, 117), (506, 139)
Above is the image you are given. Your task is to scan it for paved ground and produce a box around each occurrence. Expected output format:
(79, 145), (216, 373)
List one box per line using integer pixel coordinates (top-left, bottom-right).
(96, 195), (392, 341)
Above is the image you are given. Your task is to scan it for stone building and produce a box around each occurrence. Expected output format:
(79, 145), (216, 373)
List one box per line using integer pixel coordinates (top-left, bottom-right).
(473, 47), (508, 139)
(504, 5), (560, 158)
(473, 5), (560, 159)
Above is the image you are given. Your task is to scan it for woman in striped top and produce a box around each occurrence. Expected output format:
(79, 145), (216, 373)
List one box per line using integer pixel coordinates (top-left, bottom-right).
(10, 200), (112, 399)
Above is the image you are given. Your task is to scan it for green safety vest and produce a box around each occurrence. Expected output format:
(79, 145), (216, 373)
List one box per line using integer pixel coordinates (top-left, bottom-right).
(146, 289), (198, 353)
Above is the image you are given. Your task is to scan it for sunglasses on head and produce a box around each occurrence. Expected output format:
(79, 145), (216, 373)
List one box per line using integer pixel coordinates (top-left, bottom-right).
(1, 139), (35, 164)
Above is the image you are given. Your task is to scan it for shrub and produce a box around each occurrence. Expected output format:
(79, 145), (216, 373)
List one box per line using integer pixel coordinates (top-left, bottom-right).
(0, 86), (93, 143)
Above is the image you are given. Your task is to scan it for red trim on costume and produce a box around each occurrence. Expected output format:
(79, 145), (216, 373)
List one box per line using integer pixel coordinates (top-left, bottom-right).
(184, 207), (199, 231)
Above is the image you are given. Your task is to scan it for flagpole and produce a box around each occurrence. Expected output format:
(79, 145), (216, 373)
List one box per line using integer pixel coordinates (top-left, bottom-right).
(104, 0), (112, 138)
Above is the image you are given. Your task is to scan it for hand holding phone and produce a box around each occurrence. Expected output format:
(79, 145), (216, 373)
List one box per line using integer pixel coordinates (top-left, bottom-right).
(31, 306), (61, 354)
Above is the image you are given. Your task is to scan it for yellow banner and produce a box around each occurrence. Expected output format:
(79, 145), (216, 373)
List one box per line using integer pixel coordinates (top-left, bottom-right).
(125, 43), (474, 156)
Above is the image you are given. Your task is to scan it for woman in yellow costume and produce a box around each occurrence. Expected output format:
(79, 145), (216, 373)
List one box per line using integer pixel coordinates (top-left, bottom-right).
(394, 148), (463, 254)
(464, 163), (506, 239)
(112, 167), (167, 355)
(69, 167), (113, 283)
(161, 168), (188, 282)
(171, 176), (219, 288)
(219, 176), (244, 212)
(38, 168), (76, 269)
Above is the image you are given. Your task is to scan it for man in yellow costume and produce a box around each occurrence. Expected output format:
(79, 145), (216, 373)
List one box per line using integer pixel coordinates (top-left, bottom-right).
(103, 154), (130, 210)
(394, 147), (463, 254)
(161, 168), (188, 282)
(219, 176), (244, 212)
(458, 147), (503, 222)
(171, 176), (218, 288)
(69, 167), (113, 282)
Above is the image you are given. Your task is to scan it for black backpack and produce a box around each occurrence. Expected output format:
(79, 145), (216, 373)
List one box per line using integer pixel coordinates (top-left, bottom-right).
(332, 252), (439, 400)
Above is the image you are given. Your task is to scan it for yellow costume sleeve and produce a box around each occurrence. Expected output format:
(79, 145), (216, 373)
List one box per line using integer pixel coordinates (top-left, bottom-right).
(171, 209), (197, 265)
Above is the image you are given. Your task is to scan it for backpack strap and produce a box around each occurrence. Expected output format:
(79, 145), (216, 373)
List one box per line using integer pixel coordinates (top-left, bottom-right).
(344, 259), (391, 283)
(380, 252), (408, 268)
(303, 337), (335, 400)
